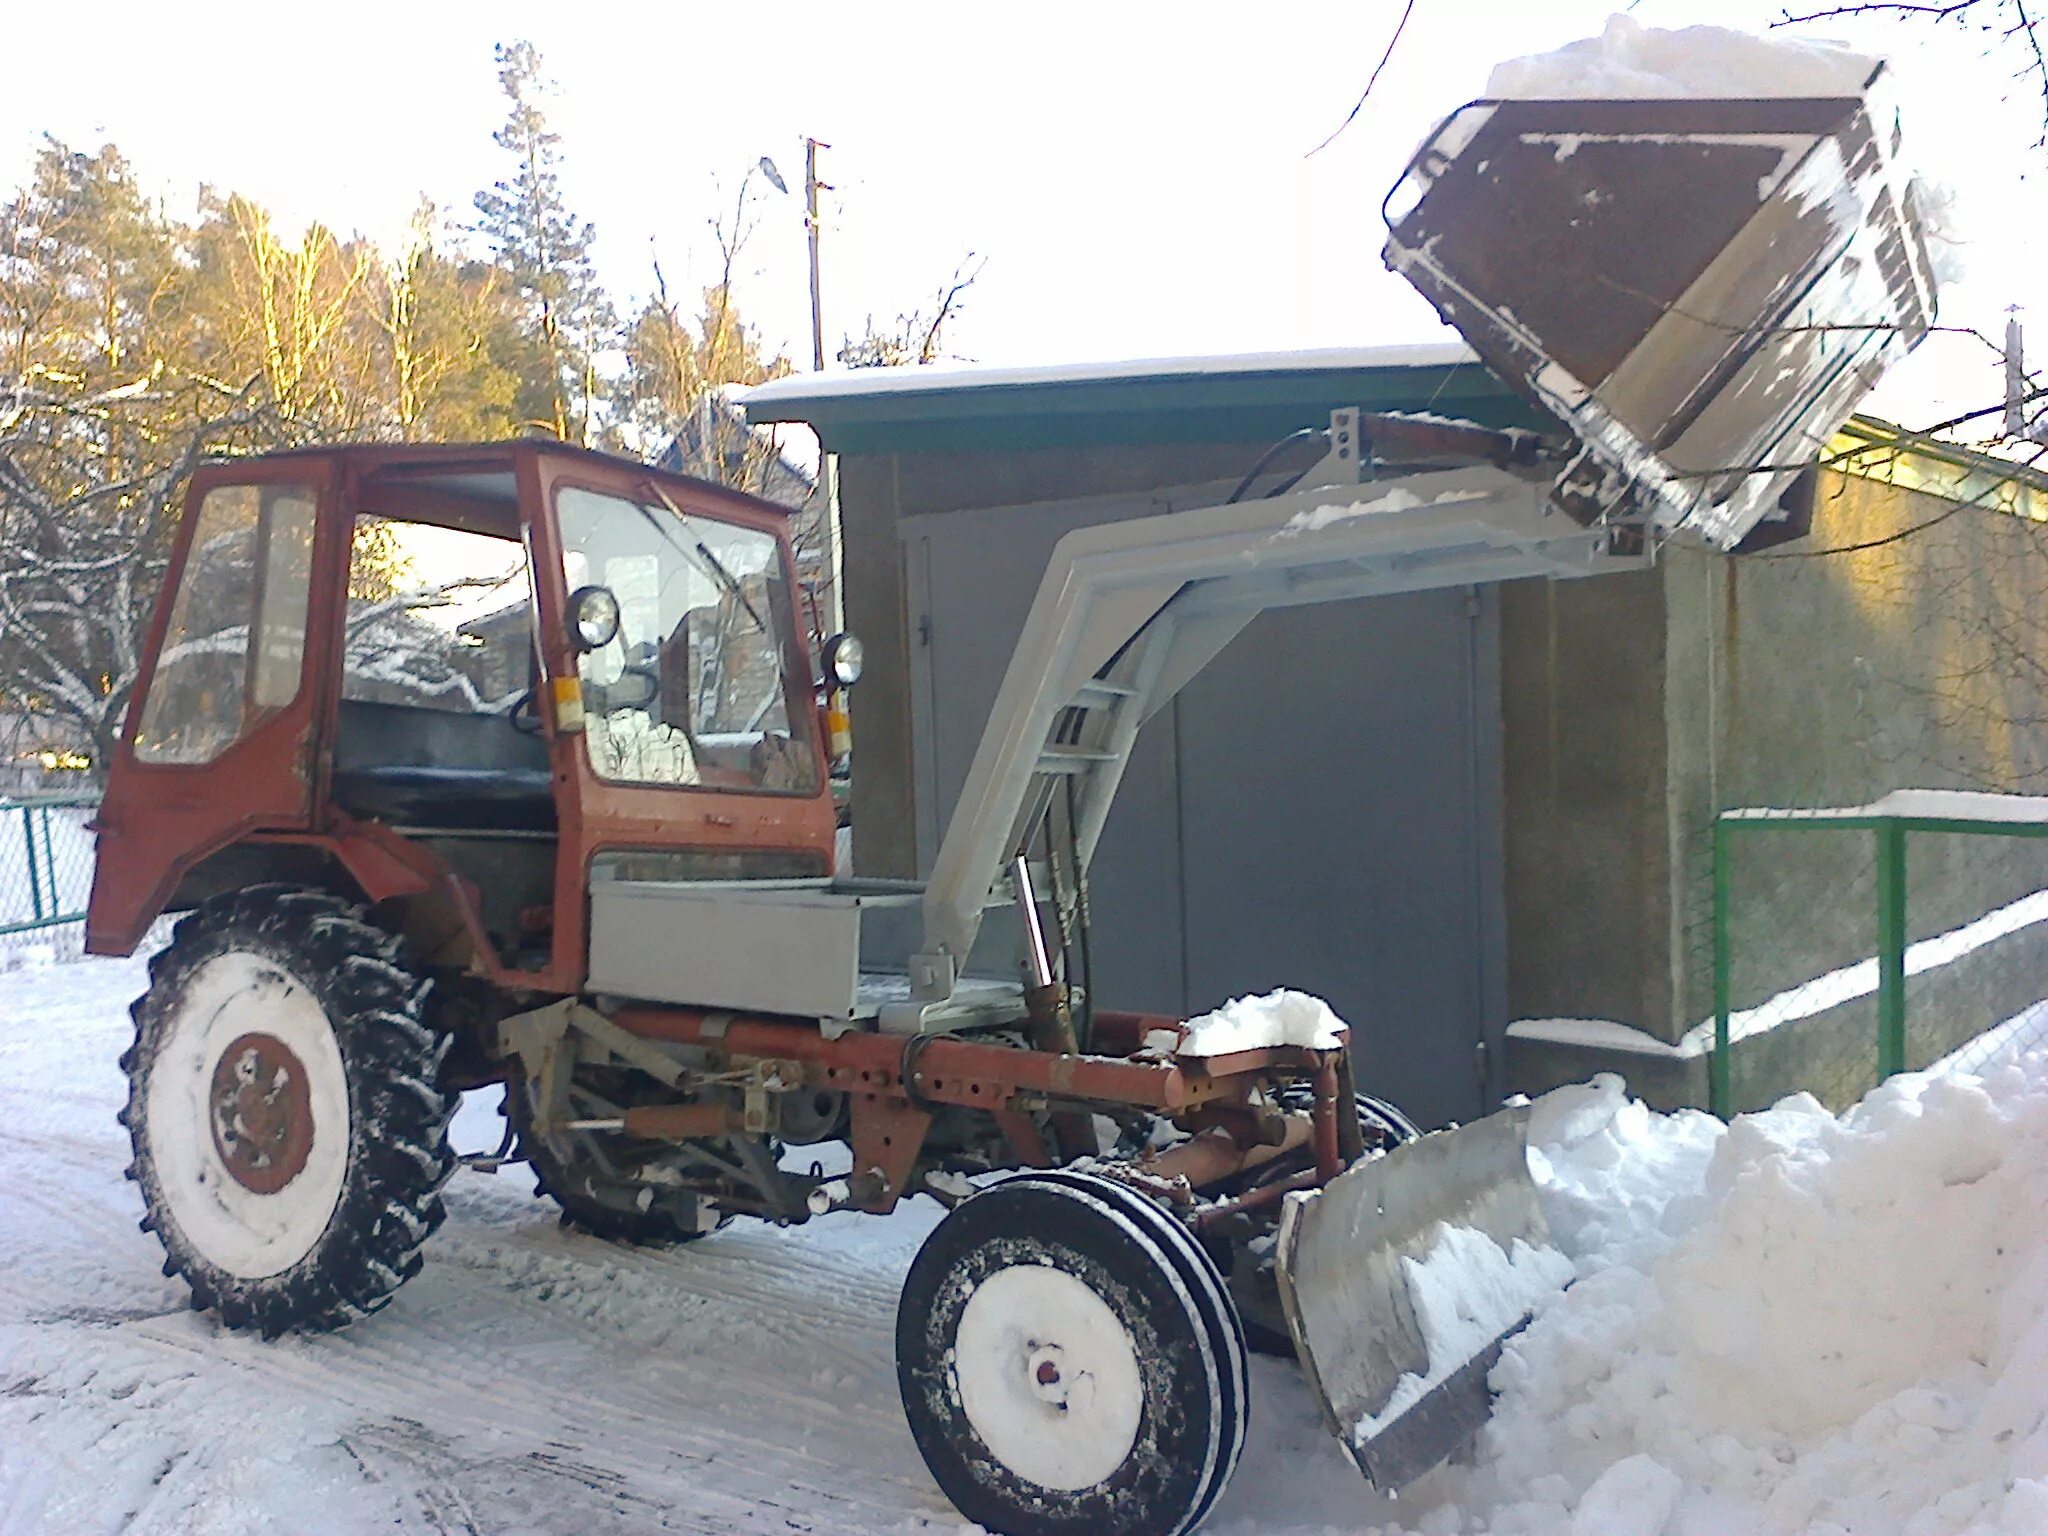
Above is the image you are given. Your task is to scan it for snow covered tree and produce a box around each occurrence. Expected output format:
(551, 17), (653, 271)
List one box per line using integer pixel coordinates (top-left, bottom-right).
(473, 40), (613, 444)
(0, 142), (280, 772)
(0, 137), (557, 776)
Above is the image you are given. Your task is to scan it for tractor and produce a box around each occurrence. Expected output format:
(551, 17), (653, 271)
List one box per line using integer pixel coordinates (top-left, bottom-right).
(89, 77), (1937, 1536)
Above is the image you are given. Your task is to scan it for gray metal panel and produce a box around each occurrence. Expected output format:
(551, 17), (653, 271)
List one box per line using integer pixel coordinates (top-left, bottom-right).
(1174, 589), (1497, 1128)
(587, 881), (908, 1020)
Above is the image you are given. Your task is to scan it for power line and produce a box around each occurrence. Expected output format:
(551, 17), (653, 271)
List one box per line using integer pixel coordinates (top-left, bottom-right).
(1307, 0), (1420, 157)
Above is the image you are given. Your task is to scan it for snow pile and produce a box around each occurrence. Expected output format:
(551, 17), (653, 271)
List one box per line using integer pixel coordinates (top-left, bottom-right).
(1486, 15), (1878, 101)
(1154, 989), (1345, 1056)
(1394, 1058), (2048, 1535)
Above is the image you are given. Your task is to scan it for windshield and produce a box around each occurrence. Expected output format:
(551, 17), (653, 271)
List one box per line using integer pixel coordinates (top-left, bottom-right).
(555, 485), (815, 795)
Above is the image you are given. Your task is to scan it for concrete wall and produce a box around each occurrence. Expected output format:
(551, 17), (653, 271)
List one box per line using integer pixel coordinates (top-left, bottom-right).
(1504, 462), (2048, 1104)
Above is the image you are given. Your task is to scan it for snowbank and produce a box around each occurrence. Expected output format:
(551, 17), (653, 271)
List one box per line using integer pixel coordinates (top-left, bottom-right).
(1356, 1059), (2048, 1535)
(1487, 15), (1879, 101)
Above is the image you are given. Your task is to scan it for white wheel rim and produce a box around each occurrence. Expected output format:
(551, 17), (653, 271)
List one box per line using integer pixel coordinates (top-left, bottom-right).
(953, 1263), (1145, 1492)
(145, 950), (350, 1279)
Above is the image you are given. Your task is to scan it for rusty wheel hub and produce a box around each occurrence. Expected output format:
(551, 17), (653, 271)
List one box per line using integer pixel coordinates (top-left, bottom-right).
(208, 1031), (315, 1194)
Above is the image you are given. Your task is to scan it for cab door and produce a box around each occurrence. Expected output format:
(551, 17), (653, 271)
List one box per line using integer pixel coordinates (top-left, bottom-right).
(87, 460), (340, 954)
(522, 451), (837, 991)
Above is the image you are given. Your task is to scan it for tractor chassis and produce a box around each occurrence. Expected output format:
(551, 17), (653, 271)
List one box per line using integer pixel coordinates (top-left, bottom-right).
(500, 996), (1367, 1226)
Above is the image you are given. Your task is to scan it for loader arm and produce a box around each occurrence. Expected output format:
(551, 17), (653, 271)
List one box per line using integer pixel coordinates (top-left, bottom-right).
(884, 414), (1651, 1027)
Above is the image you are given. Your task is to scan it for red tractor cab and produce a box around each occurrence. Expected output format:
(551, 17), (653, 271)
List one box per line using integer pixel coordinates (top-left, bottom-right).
(89, 442), (839, 993)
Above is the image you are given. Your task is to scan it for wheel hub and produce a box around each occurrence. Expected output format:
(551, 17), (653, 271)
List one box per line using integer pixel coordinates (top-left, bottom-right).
(1027, 1345), (1074, 1409)
(208, 1031), (315, 1194)
(953, 1265), (1145, 1491)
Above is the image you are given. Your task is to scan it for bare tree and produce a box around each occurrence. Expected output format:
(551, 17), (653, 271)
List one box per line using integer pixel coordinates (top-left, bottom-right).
(617, 164), (797, 488)
(1776, 2), (2048, 142)
(838, 255), (986, 369)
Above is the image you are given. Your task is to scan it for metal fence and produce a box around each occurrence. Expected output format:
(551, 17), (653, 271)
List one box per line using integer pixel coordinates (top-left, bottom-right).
(0, 794), (98, 955)
(1711, 797), (2048, 1116)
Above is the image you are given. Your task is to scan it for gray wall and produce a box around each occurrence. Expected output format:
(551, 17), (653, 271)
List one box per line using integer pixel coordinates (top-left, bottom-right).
(1503, 464), (2048, 1103)
(838, 442), (1291, 883)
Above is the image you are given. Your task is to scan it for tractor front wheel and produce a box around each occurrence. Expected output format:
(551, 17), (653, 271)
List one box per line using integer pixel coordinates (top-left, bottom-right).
(121, 884), (456, 1335)
(897, 1173), (1248, 1536)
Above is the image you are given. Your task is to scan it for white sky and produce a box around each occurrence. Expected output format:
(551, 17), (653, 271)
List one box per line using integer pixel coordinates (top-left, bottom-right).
(5, 0), (2042, 433)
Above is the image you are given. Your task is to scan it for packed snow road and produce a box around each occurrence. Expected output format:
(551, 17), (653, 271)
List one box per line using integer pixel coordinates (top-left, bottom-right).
(7, 945), (2048, 1535)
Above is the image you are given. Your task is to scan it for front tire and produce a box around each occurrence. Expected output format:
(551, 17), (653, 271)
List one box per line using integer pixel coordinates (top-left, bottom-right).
(897, 1174), (1248, 1536)
(122, 884), (456, 1335)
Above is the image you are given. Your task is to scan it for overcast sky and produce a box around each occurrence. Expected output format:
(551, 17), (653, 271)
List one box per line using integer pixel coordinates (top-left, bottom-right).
(5, 1), (2041, 431)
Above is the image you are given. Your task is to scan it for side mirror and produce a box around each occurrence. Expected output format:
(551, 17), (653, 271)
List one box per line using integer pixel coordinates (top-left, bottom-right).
(569, 585), (621, 652)
(822, 632), (864, 688)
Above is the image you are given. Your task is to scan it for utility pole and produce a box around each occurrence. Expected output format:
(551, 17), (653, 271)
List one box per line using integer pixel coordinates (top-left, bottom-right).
(805, 138), (831, 371)
(802, 138), (843, 636)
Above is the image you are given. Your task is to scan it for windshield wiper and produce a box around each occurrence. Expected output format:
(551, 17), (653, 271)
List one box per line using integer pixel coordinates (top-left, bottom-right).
(640, 482), (768, 632)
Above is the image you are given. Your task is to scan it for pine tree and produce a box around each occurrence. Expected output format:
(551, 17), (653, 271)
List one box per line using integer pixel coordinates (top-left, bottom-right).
(472, 40), (612, 444)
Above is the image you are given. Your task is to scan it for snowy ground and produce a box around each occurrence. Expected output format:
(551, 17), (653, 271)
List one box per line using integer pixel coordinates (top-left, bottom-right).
(5, 947), (2048, 1534)
(0, 949), (1385, 1535)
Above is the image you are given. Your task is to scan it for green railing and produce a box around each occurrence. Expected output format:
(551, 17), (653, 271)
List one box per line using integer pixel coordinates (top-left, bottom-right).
(0, 793), (99, 939)
(1711, 792), (2048, 1116)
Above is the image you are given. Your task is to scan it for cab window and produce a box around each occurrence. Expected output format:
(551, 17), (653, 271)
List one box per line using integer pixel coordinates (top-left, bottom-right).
(342, 515), (531, 714)
(555, 486), (815, 794)
(134, 483), (316, 764)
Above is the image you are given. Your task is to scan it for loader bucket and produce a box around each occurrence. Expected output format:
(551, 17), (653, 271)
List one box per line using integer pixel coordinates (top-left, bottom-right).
(1384, 72), (1939, 551)
(1273, 1106), (1553, 1491)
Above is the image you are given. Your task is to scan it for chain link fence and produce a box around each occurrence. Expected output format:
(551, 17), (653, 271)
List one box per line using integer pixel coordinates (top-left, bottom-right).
(0, 794), (99, 963)
(1710, 795), (2048, 1115)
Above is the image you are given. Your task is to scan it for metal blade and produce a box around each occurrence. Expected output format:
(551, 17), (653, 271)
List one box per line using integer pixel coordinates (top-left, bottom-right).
(1274, 1106), (1547, 1490)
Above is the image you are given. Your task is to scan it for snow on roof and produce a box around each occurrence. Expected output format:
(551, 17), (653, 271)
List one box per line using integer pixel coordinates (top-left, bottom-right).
(741, 342), (1477, 409)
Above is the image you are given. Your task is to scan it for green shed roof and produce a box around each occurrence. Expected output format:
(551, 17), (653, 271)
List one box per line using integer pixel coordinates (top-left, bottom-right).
(740, 344), (1544, 456)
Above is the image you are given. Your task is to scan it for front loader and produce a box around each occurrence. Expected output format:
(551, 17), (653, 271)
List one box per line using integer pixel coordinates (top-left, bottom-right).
(88, 66), (1935, 1536)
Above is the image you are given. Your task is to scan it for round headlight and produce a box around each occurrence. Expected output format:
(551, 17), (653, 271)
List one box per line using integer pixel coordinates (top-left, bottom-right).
(824, 632), (864, 687)
(570, 585), (621, 651)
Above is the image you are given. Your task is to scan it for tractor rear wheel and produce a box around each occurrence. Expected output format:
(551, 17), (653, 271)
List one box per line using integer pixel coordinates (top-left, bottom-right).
(897, 1173), (1248, 1536)
(121, 884), (456, 1335)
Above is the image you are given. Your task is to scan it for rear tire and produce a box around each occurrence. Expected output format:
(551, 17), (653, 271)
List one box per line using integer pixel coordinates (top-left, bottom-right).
(897, 1174), (1248, 1536)
(122, 884), (456, 1335)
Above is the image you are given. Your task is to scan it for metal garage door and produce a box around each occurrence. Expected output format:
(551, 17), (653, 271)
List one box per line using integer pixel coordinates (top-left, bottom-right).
(903, 482), (1505, 1127)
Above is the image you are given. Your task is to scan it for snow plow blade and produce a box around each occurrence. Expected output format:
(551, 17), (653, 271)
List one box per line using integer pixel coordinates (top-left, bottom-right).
(1384, 77), (1938, 551)
(1274, 1106), (1547, 1491)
